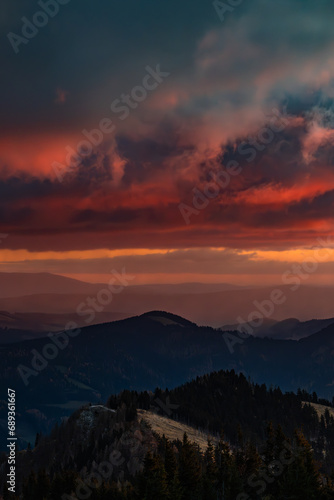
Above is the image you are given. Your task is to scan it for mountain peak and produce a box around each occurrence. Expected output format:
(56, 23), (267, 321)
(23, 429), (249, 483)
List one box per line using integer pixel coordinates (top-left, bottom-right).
(139, 310), (196, 327)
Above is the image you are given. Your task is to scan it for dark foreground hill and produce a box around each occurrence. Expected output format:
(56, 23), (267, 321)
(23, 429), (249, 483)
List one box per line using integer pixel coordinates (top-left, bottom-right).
(0, 310), (334, 448)
(2, 370), (334, 499)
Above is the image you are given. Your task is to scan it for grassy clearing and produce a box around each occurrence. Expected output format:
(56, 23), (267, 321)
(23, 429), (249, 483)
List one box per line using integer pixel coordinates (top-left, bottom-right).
(137, 409), (217, 451)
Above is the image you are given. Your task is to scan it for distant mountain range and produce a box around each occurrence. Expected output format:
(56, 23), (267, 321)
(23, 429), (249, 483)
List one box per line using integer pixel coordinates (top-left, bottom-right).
(2, 272), (334, 331)
(1, 310), (334, 449)
(221, 317), (334, 340)
(0, 272), (242, 299)
(0, 310), (129, 343)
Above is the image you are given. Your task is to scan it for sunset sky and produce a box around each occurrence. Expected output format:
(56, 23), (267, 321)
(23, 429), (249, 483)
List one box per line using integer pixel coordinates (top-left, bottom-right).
(2, 0), (334, 285)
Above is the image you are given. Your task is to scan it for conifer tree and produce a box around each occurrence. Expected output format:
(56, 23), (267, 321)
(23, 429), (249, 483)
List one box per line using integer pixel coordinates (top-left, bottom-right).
(164, 438), (178, 484)
(179, 433), (202, 500)
(139, 452), (169, 500)
(202, 439), (217, 500)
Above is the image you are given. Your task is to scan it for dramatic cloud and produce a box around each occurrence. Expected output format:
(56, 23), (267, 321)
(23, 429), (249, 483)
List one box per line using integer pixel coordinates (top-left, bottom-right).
(2, 0), (334, 281)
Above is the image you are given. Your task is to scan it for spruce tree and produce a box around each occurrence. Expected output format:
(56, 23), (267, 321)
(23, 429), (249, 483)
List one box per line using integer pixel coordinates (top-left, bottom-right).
(179, 433), (201, 500)
(202, 440), (217, 500)
(139, 452), (169, 500)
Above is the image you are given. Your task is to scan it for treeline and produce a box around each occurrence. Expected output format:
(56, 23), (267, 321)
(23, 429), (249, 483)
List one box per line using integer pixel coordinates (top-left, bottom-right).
(108, 369), (334, 473)
(17, 426), (334, 499)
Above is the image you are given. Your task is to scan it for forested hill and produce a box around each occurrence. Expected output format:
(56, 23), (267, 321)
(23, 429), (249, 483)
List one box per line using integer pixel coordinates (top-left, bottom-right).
(110, 369), (334, 473)
(2, 369), (334, 499)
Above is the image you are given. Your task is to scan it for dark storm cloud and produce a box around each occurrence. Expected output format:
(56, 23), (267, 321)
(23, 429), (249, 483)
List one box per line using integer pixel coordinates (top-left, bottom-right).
(72, 152), (113, 185)
(116, 124), (195, 186)
(70, 207), (138, 225)
(1, 103), (334, 240)
(0, 175), (56, 201)
(0, 150), (114, 202)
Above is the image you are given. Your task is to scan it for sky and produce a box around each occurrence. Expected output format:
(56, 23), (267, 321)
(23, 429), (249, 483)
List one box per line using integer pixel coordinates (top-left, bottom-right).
(1, 0), (334, 285)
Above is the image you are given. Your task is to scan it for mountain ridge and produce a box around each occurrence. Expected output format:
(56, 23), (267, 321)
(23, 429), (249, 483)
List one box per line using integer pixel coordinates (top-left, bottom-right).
(1, 310), (334, 449)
